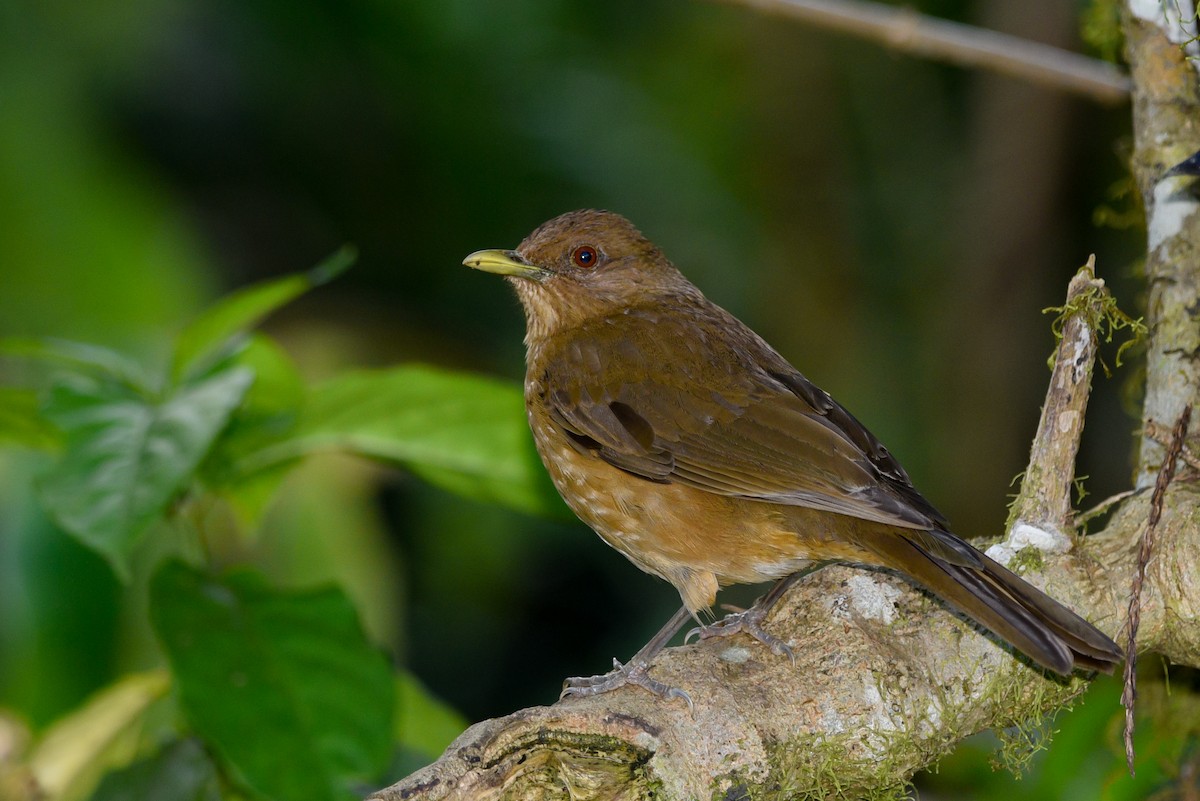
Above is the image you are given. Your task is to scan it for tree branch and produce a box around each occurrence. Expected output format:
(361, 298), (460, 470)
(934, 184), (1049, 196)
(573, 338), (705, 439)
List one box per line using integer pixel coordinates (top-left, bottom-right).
(371, 559), (1121, 799)
(711, 0), (1131, 104)
(989, 259), (1105, 564)
(371, 529), (1188, 799)
(1126, 1), (1200, 484)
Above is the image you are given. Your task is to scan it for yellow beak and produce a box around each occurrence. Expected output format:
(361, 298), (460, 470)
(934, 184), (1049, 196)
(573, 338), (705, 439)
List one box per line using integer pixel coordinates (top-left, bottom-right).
(462, 249), (546, 280)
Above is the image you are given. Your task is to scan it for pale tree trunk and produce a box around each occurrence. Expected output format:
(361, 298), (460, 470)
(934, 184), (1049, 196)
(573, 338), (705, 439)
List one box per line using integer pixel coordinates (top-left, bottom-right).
(371, 3), (1200, 798)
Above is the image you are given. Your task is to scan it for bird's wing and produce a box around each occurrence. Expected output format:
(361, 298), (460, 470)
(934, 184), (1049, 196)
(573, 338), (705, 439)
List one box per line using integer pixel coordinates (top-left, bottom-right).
(541, 311), (950, 532)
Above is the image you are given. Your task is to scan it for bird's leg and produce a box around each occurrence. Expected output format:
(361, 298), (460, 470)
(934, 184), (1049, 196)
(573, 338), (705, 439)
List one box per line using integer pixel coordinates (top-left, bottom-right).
(686, 573), (800, 663)
(561, 605), (693, 710)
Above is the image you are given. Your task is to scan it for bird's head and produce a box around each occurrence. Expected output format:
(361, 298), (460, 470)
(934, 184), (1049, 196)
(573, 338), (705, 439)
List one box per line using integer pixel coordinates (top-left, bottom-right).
(464, 210), (699, 342)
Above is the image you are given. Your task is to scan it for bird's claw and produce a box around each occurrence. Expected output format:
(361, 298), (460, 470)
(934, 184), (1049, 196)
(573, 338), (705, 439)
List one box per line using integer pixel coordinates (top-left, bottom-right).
(686, 607), (796, 664)
(561, 659), (694, 713)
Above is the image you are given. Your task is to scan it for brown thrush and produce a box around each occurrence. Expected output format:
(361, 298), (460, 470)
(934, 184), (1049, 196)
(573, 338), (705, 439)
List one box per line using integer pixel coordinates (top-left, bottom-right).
(464, 209), (1121, 704)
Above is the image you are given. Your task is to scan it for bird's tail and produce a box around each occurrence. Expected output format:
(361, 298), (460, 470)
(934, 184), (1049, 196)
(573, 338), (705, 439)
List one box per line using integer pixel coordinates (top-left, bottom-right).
(865, 529), (1122, 675)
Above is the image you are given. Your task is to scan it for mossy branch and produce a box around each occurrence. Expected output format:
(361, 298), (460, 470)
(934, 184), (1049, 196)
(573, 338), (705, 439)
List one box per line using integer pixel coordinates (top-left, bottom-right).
(371, 519), (1179, 801)
(1000, 258), (1110, 551)
(1125, 0), (1200, 487)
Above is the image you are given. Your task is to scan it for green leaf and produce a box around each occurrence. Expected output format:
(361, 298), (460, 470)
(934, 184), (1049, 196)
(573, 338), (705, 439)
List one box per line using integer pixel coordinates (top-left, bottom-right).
(395, 671), (466, 762)
(38, 366), (254, 578)
(30, 671), (171, 801)
(198, 334), (306, 527)
(0, 387), (61, 449)
(171, 247), (355, 383)
(239, 365), (567, 518)
(150, 562), (394, 801)
(88, 739), (220, 801)
(0, 337), (154, 393)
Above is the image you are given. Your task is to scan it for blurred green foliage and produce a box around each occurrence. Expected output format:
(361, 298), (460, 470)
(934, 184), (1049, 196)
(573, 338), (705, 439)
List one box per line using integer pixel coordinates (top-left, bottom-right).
(0, 0), (1184, 798)
(150, 563), (392, 801)
(0, 266), (514, 798)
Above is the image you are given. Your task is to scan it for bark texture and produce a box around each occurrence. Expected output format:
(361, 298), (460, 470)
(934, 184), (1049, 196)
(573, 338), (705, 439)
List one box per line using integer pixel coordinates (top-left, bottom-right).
(1127, 1), (1200, 487)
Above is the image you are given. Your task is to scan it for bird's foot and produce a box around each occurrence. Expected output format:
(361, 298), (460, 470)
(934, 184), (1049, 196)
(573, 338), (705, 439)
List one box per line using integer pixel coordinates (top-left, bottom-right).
(561, 658), (693, 712)
(686, 606), (795, 664)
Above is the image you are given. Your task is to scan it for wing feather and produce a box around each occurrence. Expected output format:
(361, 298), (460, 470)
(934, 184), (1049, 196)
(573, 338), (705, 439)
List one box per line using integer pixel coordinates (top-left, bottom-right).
(539, 306), (949, 530)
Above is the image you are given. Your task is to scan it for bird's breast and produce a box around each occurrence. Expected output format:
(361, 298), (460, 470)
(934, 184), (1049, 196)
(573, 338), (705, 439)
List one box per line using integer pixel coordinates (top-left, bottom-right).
(524, 388), (826, 597)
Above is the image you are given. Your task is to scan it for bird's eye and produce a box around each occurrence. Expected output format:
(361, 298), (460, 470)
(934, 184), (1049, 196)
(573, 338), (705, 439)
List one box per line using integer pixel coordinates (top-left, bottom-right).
(571, 245), (599, 269)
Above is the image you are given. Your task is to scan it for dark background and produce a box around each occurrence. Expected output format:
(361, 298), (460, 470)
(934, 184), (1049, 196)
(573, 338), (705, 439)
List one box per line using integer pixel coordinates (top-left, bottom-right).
(0, 0), (1145, 796)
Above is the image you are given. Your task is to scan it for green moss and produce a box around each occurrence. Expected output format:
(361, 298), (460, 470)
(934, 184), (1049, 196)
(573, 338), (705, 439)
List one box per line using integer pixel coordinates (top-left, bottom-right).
(978, 663), (1085, 778)
(730, 732), (916, 801)
(1042, 262), (1146, 376)
(991, 718), (1053, 776)
(717, 663), (1092, 800)
(725, 673), (959, 801)
(1007, 545), (1047, 575)
(1004, 470), (1028, 531)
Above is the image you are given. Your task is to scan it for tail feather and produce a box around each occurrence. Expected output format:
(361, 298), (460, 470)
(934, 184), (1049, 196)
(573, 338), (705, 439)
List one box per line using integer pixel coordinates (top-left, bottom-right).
(972, 551), (1123, 666)
(865, 530), (1122, 675)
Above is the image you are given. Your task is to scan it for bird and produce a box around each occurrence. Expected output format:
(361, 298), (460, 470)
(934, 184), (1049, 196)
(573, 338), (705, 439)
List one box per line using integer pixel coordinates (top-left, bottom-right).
(463, 209), (1122, 703)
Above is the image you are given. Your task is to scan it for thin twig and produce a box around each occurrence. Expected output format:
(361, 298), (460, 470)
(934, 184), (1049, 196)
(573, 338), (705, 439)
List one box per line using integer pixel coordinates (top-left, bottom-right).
(1005, 258), (1104, 544)
(1074, 489), (1138, 529)
(712, 0), (1132, 104)
(1122, 404), (1192, 776)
